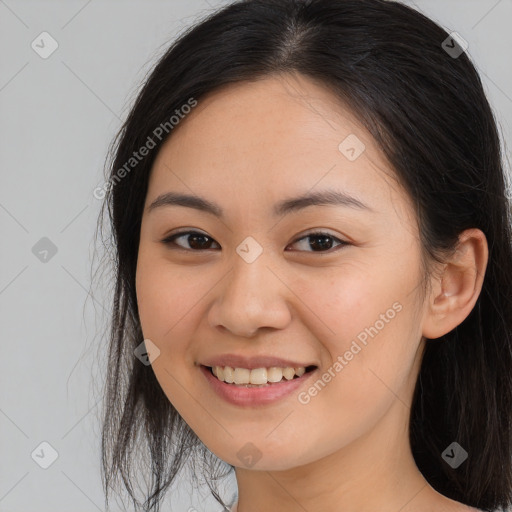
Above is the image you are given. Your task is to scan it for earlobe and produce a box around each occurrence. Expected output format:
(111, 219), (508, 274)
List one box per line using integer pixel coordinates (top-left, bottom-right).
(422, 228), (488, 340)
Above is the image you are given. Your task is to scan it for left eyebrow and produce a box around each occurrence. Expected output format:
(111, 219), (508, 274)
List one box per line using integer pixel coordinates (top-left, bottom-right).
(274, 189), (374, 216)
(146, 189), (375, 219)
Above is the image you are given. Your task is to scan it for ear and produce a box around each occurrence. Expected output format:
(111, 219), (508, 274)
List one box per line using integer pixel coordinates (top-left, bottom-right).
(422, 228), (489, 340)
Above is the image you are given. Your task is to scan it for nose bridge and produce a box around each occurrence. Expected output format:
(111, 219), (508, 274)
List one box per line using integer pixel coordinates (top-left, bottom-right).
(208, 239), (291, 336)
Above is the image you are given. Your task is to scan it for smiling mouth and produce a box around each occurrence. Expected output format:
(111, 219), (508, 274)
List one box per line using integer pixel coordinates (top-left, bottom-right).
(204, 364), (317, 387)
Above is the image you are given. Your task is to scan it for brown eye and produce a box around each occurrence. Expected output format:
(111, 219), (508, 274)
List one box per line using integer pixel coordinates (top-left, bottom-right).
(287, 231), (349, 253)
(162, 231), (220, 251)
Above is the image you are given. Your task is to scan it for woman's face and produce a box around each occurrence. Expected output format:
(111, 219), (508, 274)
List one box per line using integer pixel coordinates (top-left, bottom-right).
(136, 73), (431, 470)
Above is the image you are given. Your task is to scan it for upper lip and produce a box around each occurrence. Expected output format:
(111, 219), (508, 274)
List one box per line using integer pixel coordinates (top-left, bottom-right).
(200, 354), (317, 370)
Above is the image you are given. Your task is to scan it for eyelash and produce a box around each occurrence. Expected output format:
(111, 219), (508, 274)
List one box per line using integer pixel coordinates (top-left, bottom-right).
(161, 230), (350, 253)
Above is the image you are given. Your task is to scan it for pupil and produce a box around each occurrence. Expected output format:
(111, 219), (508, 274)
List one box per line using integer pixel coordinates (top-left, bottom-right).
(311, 235), (332, 251)
(189, 234), (211, 250)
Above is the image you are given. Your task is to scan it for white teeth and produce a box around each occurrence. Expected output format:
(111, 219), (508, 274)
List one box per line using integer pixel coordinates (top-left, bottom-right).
(223, 366), (234, 383)
(234, 368), (251, 385)
(210, 365), (309, 385)
(248, 367), (267, 385)
(282, 367), (296, 380)
(295, 366), (306, 377)
(267, 367), (283, 383)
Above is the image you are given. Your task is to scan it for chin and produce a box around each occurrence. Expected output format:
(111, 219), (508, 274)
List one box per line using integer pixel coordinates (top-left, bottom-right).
(213, 445), (312, 472)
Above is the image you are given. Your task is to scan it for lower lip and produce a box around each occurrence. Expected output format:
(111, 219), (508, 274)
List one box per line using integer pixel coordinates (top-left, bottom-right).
(199, 364), (317, 406)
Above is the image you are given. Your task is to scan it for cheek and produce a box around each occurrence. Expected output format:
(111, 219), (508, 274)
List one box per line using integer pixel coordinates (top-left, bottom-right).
(136, 254), (203, 342)
(293, 257), (415, 343)
(293, 256), (423, 397)
(135, 257), (204, 410)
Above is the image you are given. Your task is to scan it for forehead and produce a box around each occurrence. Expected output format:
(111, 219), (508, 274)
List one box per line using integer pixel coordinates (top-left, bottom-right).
(147, 73), (413, 224)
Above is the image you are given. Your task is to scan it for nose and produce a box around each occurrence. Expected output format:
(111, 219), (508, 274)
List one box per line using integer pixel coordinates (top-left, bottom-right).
(207, 250), (292, 337)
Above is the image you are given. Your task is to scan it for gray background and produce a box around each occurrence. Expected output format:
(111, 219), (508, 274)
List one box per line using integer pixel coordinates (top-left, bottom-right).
(0, 1), (511, 511)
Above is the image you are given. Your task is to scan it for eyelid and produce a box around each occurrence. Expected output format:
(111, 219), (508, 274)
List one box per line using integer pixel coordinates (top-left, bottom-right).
(161, 229), (219, 250)
(288, 230), (350, 252)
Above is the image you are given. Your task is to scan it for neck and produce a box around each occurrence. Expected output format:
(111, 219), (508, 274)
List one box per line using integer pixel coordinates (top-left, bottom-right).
(233, 398), (446, 512)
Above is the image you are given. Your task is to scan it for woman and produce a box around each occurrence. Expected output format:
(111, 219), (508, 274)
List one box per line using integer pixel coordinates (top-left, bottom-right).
(97, 1), (512, 511)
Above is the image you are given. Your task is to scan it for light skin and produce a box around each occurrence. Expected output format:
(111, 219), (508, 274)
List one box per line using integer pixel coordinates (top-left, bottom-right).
(135, 72), (488, 512)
